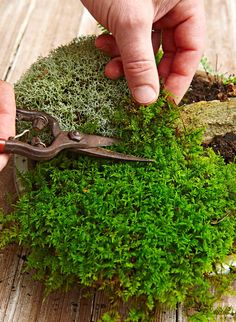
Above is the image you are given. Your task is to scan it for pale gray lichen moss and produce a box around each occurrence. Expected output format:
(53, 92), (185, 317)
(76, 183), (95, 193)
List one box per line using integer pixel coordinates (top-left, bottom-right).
(15, 36), (130, 137)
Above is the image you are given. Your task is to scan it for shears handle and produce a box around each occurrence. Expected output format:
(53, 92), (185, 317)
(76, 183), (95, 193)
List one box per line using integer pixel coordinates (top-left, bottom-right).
(0, 138), (6, 153)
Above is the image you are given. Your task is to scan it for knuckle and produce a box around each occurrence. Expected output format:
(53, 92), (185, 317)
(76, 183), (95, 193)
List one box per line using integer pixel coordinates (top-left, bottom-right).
(112, 5), (148, 30)
(121, 16), (145, 29)
(125, 59), (154, 75)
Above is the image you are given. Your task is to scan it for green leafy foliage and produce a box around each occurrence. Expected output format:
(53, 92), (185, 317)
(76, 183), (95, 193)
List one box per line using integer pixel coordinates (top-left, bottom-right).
(224, 75), (236, 85)
(2, 102), (236, 318)
(1, 36), (236, 320)
(99, 311), (121, 322)
(201, 55), (236, 85)
(200, 56), (216, 75)
(97, 23), (110, 34)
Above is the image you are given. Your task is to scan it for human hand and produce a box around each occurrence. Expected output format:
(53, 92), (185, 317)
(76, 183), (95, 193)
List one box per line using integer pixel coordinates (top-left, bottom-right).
(81, 0), (205, 105)
(0, 81), (16, 171)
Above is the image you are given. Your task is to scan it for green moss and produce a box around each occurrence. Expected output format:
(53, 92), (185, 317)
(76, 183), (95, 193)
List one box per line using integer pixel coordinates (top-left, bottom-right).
(1, 36), (236, 320)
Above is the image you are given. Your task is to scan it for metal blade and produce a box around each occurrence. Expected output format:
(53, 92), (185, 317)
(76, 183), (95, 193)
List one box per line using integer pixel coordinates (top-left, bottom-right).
(69, 131), (120, 148)
(72, 147), (154, 162)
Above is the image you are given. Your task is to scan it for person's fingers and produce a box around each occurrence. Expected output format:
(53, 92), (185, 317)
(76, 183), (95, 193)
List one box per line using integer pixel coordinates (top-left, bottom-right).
(157, 0), (205, 103)
(151, 30), (161, 55)
(96, 28), (160, 105)
(96, 30), (161, 58)
(82, 0), (204, 104)
(81, 0), (161, 105)
(104, 57), (124, 80)
(95, 34), (120, 57)
(115, 24), (159, 105)
(97, 31), (161, 82)
(159, 46), (201, 103)
(160, 26), (204, 103)
(0, 80), (16, 171)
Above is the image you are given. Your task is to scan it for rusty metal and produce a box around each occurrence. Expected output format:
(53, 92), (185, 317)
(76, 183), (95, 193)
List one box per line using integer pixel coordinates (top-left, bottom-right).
(1, 109), (153, 162)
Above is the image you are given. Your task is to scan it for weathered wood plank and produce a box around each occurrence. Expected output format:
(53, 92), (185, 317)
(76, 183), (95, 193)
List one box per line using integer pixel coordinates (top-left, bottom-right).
(204, 0), (236, 74)
(153, 306), (176, 322)
(2, 267), (44, 322)
(0, 245), (24, 322)
(0, 1), (235, 321)
(0, 0), (36, 80)
(36, 286), (95, 322)
(90, 291), (177, 321)
(77, 8), (100, 37)
(2, 267), (96, 322)
(7, 0), (87, 84)
(57, 287), (95, 322)
(91, 291), (112, 321)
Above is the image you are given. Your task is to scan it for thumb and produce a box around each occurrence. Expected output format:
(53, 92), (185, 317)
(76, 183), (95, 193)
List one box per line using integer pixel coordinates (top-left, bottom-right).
(116, 25), (159, 105)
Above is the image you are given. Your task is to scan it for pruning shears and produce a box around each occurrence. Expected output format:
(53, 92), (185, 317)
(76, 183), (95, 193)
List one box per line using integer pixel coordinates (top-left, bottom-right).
(0, 109), (152, 162)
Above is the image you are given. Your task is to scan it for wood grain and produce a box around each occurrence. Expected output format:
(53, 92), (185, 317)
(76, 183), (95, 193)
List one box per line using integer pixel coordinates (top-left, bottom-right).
(7, 0), (86, 84)
(0, 0), (236, 321)
(0, 0), (36, 80)
(0, 245), (24, 322)
(204, 0), (236, 75)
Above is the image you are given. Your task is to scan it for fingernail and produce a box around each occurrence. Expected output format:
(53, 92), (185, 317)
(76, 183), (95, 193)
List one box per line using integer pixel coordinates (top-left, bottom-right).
(132, 86), (157, 105)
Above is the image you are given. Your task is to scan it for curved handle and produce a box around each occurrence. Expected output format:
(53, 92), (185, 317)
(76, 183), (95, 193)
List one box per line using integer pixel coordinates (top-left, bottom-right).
(16, 109), (61, 137)
(0, 138), (6, 153)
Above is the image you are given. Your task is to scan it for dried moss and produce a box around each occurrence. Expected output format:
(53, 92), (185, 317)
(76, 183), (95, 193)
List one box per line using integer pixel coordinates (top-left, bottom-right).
(15, 36), (130, 137)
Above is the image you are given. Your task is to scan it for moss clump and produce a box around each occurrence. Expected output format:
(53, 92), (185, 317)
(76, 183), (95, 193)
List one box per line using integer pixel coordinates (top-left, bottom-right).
(14, 36), (130, 137)
(1, 36), (236, 320)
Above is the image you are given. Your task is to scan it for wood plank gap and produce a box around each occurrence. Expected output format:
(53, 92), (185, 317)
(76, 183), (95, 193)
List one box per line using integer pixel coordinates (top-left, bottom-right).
(73, 287), (90, 322)
(153, 305), (177, 322)
(74, 287), (96, 322)
(68, 288), (84, 322)
(3, 0), (37, 81)
(2, 248), (27, 322)
(0, 245), (22, 321)
(90, 292), (97, 322)
(176, 303), (185, 322)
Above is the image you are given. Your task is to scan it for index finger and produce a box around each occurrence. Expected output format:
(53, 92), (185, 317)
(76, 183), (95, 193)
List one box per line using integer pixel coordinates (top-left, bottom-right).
(0, 80), (16, 171)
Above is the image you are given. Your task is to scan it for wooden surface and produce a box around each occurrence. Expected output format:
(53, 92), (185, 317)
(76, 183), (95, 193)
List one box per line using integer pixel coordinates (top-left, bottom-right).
(204, 0), (236, 75)
(0, 1), (236, 321)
